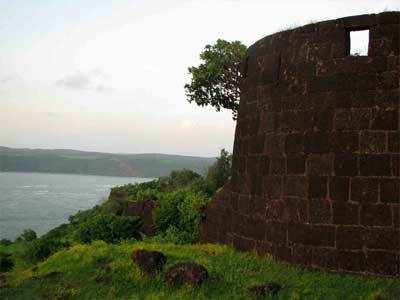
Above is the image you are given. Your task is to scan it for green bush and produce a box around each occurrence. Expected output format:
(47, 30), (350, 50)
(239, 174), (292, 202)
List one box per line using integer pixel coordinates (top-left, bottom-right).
(158, 169), (202, 191)
(75, 214), (142, 244)
(16, 229), (37, 242)
(206, 148), (232, 193)
(21, 238), (69, 263)
(154, 189), (209, 243)
(0, 239), (13, 246)
(0, 253), (14, 272)
(68, 206), (101, 225)
(152, 226), (193, 245)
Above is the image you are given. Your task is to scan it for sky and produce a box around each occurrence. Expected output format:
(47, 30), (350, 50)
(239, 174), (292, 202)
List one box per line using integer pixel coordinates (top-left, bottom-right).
(0, 0), (399, 157)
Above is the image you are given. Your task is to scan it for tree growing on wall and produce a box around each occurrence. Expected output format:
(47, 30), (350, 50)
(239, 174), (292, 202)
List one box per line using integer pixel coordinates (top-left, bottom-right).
(184, 39), (247, 120)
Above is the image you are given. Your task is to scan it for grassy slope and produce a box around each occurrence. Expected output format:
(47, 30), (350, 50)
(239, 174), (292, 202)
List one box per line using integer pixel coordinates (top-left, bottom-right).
(1, 241), (399, 300)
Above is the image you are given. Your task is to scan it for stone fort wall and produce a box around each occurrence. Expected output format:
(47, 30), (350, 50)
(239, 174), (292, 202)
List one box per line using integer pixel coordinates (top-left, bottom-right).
(200, 12), (399, 277)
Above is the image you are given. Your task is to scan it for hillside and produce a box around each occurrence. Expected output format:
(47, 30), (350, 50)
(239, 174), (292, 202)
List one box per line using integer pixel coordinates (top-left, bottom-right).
(0, 146), (215, 178)
(1, 241), (399, 299)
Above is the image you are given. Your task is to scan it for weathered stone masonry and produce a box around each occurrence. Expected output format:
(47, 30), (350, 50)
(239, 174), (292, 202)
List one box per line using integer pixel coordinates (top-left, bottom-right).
(201, 12), (400, 277)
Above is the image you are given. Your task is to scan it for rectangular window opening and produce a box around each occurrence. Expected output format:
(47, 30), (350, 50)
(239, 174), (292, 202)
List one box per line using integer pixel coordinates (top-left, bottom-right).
(349, 29), (370, 56)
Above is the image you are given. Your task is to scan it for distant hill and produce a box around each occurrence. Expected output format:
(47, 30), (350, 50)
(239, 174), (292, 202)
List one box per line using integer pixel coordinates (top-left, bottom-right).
(0, 146), (215, 178)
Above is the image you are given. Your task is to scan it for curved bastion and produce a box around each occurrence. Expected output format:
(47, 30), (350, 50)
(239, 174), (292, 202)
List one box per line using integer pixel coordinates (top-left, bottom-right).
(200, 12), (400, 277)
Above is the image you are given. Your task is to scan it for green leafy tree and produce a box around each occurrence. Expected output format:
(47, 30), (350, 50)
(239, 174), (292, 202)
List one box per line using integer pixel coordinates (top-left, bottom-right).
(185, 39), (247, 120)
(16, 229), (37, 242)
(206, 149), (232, 192)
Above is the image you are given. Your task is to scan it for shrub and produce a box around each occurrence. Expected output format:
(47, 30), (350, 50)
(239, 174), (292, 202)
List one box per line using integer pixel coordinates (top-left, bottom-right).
(154, 189), (209, 243)
(153, 226), (193, 245)
(158, 170), (202, 191)
(68, 206), (101, 225)
(0, 239), (13, 246)
(0, 253), (14, 272)
(75, 214), (142, 244)
(206, 149), (232, 193)
(21, 238), (69, 263)
(16, 229), (37, 242)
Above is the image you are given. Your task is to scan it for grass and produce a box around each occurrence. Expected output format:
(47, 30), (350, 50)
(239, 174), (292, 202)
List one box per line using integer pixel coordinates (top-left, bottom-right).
(1, 241), (399, 300)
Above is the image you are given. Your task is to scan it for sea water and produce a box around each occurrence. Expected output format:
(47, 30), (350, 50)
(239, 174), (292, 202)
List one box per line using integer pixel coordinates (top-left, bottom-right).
(0, 172), (149, 239)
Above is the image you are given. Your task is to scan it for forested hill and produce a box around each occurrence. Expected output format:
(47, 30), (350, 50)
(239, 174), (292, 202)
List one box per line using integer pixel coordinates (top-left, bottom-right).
(0, 146), (215, 178)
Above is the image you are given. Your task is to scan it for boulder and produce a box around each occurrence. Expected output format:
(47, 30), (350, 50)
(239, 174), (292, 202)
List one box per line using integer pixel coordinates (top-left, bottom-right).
(165, 262), (208, 287)
(248, 282), (282, 298)
(132, 249), (166, 277)
(126, 200), (156, 235)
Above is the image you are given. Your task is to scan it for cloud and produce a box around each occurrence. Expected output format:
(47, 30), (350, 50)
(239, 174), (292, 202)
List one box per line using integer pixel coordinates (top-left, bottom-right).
(56, 69), (113, 93)
(46, 112), (62, 118)
(0, 75), (21, 84)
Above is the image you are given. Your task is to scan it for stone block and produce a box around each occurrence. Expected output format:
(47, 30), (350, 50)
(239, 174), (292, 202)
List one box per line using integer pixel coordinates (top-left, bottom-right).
(264, 176), (282, 199)
(365, 228), (399, 250)
(334, 154), (358, 176)
(335, 109), (371, 131)
(388, 132), (400, 153)
(366, 250), (398, 276)
(310, 198), (332, 224)
(361, 203), (392, 227)
(312, 108), (334, 131)
(371, 108), (399, 130)
(359, 154), (391, 176)
(380, 178), (400, 203)
(360, 131), (387, 153)
(304, 132), (330, 153)
(264, 133), (285, 154)
(312, 248), (338, 270)
(270, 155), (286, 175)
(338, 251), (366, 272)
(292, 245), (313, 266)
(336, 226), (365, 250)
(329, 177), (350, 202)
(330, 132), (359, 153)
(307, 154), (333, 175)
(392, 154), (399, 177)
(285, 133), (304, 153)
(309, 176), (328, 198)
(265, 222), (287, 245)
(283, 176), (308, 197)
(332, 202), (359, 225)
(350, 177), (379, 203)
(287, 154), (306, 175)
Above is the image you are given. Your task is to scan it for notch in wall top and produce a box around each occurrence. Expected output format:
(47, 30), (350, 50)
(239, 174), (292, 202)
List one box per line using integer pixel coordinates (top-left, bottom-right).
(347, 28), (370, 56)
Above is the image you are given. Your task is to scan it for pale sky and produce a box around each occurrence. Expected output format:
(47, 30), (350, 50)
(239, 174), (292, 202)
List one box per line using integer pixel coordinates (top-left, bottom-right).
(0, 0), (398, 157)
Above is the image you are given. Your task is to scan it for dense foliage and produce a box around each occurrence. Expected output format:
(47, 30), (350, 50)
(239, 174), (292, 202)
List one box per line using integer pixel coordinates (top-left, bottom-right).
(154, 189), (209, 244)
(0, 252), (14, 272)
(75, 214), (142, 244)
(16, 229), (37, 242)
(0, 239), (13, 246)
(20, 237), (69, 263)
(185, 39), (247, 120)
(106, 150), (232, 244)
(206, 149), (232, 191)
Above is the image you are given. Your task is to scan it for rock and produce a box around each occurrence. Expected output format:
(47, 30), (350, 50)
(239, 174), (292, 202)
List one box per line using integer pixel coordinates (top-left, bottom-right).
(248, 282), (282, 298)
(126, 200), (156, 235)
(164, 262), (208, 287)
(132, 249), (166, 277)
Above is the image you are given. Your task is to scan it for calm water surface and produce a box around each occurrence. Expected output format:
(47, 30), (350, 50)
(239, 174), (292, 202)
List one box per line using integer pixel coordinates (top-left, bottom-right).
(0, 172), (149, 239)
